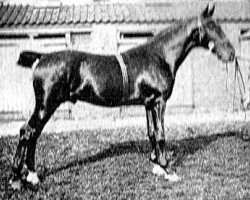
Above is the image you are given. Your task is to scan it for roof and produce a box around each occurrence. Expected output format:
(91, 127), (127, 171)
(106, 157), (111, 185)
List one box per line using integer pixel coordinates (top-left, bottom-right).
(0, 1), (250, 28)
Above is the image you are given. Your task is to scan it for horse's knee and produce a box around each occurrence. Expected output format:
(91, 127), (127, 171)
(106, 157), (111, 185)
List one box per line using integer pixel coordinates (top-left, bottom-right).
(19, 124), (36, 142)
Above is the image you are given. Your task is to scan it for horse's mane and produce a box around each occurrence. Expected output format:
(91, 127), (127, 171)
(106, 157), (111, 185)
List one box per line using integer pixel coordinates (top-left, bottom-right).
(147, 17), (195, 45)
(124, 17), (196, 55)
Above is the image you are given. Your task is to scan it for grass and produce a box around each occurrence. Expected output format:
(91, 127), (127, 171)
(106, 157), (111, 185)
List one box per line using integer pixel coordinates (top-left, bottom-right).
(0, 121), (250, 199)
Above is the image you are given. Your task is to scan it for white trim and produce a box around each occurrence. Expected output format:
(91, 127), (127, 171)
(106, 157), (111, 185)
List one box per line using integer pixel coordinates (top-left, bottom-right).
(0, 29), (92, 49)
(33, 38), (67, 44)
(0, 39), (29, 45)
(0, 27), (92, 36)
(65, 32), (72, 49)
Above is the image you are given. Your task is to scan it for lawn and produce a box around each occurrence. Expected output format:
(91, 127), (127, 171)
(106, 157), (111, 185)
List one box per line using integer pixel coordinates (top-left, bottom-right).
(0, 121), (250, 199)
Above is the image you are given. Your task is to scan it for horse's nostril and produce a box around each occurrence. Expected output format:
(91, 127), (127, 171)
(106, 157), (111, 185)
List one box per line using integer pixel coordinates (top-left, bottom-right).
(230, 51), (235, 61)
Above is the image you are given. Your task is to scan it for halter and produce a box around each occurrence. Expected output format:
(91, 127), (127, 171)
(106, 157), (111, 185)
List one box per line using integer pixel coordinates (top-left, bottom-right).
(197, 16), (203, 43)
(197, 16), (215, 52)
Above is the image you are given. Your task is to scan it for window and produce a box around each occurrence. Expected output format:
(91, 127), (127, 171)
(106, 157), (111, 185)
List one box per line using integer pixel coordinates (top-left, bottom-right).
(119, 31), (154, 44)
(120, 32), (154, 40)
(0, 34), (29, 47)
(0, 34), (29, 39)
(118, 30), (154, 52)
(33, 33), (65, 40)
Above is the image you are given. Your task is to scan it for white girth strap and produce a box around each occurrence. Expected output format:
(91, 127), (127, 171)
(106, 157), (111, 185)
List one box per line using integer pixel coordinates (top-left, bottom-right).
(197, 16), (202, 43)
(116, 54), (128, 97)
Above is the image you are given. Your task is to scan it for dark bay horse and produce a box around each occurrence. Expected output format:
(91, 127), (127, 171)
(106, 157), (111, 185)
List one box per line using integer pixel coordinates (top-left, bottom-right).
(10, 5), (235, 189)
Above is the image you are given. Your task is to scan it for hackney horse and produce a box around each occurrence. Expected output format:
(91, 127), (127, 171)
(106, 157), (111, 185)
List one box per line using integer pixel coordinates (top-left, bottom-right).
(10, 5), (235, 189)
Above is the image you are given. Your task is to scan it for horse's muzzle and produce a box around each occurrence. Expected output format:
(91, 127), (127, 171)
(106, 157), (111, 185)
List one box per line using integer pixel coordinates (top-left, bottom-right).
(217, 50), (235, 63)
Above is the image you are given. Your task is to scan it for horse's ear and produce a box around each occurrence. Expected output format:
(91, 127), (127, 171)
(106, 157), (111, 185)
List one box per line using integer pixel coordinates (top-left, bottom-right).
(202, 4), (215, 18)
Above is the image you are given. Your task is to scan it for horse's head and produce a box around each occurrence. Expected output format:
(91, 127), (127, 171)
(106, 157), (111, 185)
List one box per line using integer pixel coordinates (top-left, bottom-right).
(197, 5), (235, 62)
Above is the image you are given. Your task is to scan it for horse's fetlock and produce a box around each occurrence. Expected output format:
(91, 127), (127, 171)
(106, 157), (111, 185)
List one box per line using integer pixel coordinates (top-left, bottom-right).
(150, 150), (157, 163)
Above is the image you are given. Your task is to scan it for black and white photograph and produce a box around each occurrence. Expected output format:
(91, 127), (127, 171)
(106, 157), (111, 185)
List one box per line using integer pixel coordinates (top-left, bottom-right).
(0, 0), (250, 199)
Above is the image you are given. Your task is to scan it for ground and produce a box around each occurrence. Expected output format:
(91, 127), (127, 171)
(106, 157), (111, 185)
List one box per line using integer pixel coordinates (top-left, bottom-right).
(0, 112), (250, 199)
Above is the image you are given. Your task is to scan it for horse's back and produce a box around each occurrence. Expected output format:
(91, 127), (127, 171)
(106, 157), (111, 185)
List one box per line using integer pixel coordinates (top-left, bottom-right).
(32, 50), (125, 106)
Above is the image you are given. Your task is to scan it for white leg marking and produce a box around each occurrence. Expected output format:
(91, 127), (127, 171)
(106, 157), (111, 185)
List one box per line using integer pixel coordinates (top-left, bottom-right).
(9, 179), (21, 190)
(27, 171), (39, 185)
(164, 172), (181, 182)
(152, 164), (167, 176)
(152, 164), (181, 182)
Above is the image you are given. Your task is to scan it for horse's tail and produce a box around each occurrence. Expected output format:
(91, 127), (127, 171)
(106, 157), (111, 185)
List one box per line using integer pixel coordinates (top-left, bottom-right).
(17, 51), (43, 68)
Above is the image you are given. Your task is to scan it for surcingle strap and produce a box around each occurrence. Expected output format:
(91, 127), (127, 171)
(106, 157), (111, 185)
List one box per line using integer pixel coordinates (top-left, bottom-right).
(116, 54), (128, 97)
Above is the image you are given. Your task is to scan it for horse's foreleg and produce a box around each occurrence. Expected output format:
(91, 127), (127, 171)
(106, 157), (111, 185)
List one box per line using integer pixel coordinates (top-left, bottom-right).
(152, 102), (167, 167)
(151, 101), (180, 181)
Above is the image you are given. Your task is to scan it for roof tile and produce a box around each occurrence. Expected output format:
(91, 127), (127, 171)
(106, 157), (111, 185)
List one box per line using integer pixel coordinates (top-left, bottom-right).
(0, 5), (14, 25)
(122, 4), (131, 23)
(29, 8), (39, 25)
(65, 5), (74, 24)
(6, 5), (21, 25)
(0, 3), (5, 18)
(137, 4), (146, 23)
(87, 5), (94, 23)
(50, 7), (60, 24)
(0, 2), (250, 28)
(128, 4), (138, 23)
(144, 6), (153, 23)
(80, 5), (87, 23)
(94, 4), (102, 23)
(36, 7), (45, 25)
(13, 5), (27, 25)
(21, 5), (32, 25)
(43, 8), (53, 24)
(0, 5), (9, 24)
(73, 5), (81, 24)
(115, 4), (124, 23)
(57, 6), (68, 24)
(107, 4), (116, 23)
(101, 4), (109, 23)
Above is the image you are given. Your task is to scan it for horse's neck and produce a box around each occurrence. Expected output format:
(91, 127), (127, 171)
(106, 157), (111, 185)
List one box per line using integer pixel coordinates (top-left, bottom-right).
(151, 18), (199, 77)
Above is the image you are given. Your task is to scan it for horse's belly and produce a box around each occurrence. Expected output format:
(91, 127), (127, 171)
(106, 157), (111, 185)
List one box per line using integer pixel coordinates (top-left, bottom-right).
(71, 82), (121, 107)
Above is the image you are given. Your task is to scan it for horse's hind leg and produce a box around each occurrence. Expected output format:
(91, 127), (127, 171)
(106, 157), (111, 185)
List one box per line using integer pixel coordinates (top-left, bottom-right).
(11, 90), (60, 188)
(145, 106), (157, 163)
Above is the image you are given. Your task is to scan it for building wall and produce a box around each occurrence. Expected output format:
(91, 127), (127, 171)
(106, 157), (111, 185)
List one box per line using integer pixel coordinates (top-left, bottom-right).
(0, 21), (249, 120)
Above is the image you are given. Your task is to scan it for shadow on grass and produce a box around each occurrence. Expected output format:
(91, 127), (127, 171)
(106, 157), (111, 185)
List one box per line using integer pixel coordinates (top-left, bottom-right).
(43, 131), (240, 180)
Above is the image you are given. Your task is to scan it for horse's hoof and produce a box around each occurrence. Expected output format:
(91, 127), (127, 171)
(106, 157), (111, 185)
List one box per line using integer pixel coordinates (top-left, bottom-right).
(164, 172), (181, 182)
(9, 179), (22, 190)
(152, 164), (181, 182)
(26, 171), (40, 185)
(152, 164), (167, 176)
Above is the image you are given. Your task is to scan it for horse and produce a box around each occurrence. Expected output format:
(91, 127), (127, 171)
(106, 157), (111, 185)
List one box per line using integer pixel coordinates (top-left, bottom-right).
(10, 5), (235, 189)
